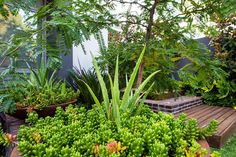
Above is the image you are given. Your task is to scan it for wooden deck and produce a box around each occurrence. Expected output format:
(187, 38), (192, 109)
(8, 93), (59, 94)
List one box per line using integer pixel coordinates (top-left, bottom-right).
(175, 105), (236, 148)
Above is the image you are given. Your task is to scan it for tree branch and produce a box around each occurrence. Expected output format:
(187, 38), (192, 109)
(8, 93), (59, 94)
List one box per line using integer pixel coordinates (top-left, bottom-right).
(146, 0), (159, 42)
(119, 20), (147, 28)
(112, 0), (150, 11)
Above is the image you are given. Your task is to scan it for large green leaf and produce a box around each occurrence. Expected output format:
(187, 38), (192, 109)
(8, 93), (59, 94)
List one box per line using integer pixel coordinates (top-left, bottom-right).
(112, 57), (121, 129)
(120, 46), (146, 111)
(123, 70), (160, 112)
(92, 57), (110, 119)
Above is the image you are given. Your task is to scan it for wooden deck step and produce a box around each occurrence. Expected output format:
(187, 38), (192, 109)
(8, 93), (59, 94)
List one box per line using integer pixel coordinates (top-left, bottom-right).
(175, 105), (236, 148)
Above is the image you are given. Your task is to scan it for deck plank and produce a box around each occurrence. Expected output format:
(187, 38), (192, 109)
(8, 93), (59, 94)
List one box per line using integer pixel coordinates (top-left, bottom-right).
(197, 107), (225, 126)
(187, 106), (216, 119)
(199, 107), (230, 128)
(217, 111), (236, 135)
(175, 105), (208, 117)
(174, 105), (236, 148)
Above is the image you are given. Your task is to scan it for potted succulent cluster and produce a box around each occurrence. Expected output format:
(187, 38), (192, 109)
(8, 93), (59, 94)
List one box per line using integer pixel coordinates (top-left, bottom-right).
(0, 61), (80, 119)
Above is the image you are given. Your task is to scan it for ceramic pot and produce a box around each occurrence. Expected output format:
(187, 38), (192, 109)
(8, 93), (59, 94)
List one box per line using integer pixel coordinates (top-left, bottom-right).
(197, 139), (210, 157)
(9, 99), (77, 120)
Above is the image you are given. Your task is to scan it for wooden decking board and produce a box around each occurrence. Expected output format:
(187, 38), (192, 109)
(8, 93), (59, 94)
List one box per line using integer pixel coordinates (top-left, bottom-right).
(175, 105), (205, 117)
(220, 119), (236, 136)
(188, 106), (217, 120)
(220, 121), (236, 148)
(187, 106), (216, 119)
(199, 107), (228, 128)
(217, 111), (236, 135)
(197, 107), (225, 126)
(174, 105), (236, 148)
(181, 105), (211, 118)
(214, 109), (234, 127)
(176, 105), (208, 116)
(214, 109), (236, 127)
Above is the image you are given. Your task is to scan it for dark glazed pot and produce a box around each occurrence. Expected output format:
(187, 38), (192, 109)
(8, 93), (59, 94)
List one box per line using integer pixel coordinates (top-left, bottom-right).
(9, 99), (77, 120)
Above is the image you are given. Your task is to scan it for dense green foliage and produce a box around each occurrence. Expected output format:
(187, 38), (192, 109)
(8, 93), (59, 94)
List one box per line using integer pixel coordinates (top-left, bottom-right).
(0, 0), (115, 69)
(203, 13), (236, 106)
(0, 62), (79, 113)
(97, 40), (180, 93)
(69, 68), (110, 109)
(98, 0), (235, 98)
(181, 12), (236, 107)
(17, 105), (218, 157)
(16, 49), (218, 157)
(0, 0), (36, 19)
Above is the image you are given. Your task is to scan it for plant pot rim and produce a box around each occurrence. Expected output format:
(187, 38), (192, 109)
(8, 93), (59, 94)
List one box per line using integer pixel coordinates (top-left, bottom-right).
(9, 99), (78, 119)
(16, 99), (77, 111)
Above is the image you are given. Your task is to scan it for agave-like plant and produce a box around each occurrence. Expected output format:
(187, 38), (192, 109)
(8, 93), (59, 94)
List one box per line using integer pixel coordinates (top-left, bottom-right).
(69, 68), (110, 108)
(85, 46), (159, 130)
(26, 60), (57, 89)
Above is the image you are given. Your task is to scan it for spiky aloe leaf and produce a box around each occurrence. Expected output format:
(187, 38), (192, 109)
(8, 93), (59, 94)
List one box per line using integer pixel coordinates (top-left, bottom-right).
(83, 81), (104, 115)
(48, 70), (57, 86)
(92, 57), (110, 119)
(120, 46), (146, 111)
(30, 69), (41, 87)
(139, 82), (155, 105)
(111, 57), (121, 129)
(124, 70), (159, 112)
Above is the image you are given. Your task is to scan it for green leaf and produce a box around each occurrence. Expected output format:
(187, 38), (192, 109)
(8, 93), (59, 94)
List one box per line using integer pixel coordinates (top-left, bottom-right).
(83, 81), (104, 115)
(112, 56), (121, 129)
(121, 45), (146, 111)
(92, 56), (110, 118)
(125, 70), (160, 112)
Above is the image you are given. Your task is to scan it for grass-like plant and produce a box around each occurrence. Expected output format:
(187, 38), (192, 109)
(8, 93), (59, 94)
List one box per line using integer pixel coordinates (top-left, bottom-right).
(69, 68), (110, 108)
(85, 46), (159, 130)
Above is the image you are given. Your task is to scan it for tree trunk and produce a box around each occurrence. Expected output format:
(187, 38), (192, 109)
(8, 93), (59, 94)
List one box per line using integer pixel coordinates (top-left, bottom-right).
(136, 0), (158, 87)
(136, 62), (144, 87)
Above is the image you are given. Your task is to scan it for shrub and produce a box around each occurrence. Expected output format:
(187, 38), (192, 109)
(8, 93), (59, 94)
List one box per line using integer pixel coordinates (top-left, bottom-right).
(17, 105), (218, 157)
(206, 13), (236, 106)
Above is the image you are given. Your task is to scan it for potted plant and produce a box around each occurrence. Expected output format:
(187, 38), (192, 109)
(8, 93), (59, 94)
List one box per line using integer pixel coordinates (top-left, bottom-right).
(0, 62), (80, 119)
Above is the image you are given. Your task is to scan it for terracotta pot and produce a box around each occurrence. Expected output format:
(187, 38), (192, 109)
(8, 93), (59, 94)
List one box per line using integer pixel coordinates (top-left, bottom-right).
(197, 139), (210, 157)
(10, 146), (21, 157)
(9, 99), (77, 120)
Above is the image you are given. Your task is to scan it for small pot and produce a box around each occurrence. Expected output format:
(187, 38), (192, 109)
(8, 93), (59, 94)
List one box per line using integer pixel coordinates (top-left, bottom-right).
(197, 139), (210, 157)
(10, 146), (21, 157)
(9, 99), (77, 120)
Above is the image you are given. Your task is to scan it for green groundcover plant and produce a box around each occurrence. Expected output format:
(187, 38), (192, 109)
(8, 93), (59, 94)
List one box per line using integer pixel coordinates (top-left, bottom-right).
(15, 105), (218, 157)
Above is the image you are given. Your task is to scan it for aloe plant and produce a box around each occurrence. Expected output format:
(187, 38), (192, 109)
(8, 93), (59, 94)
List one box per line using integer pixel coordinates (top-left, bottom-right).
(86, 46), (159, 130)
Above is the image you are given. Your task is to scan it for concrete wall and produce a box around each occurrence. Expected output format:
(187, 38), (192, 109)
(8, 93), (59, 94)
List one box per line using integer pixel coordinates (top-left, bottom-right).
(72, 29), (108, 71)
